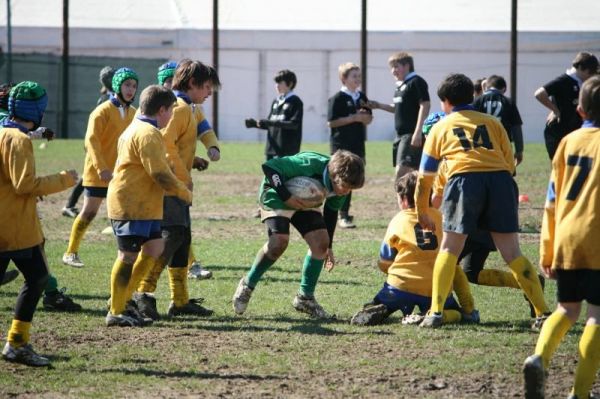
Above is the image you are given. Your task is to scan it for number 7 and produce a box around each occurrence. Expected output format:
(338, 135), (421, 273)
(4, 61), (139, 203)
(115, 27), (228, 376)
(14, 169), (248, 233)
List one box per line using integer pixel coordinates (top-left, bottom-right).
(566, 155), (593, 200)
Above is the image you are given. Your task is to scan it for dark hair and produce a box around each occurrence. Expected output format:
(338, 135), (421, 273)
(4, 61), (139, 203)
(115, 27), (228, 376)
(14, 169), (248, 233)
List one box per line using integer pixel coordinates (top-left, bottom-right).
(437, 73), (474, 106)
(139, 85), (177, 116)
(572, 52), (599, 73)
(173, 59), (221, 91)
(395, 170), (418, 208)
(388, 52), (414, 72)
(274, 69), (297, 90)
(329, 150), (365, 189)
(484, 75), (506, 91)
(580, 75), (600, 125)
(0, 83), (12, 111)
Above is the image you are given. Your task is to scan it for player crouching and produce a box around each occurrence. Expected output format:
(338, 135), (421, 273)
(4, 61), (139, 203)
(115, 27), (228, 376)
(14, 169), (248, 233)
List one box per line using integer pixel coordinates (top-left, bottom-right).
(105, 85), (192, 327)
(233, 150), (365, 319)
(351, 171), (478, 326)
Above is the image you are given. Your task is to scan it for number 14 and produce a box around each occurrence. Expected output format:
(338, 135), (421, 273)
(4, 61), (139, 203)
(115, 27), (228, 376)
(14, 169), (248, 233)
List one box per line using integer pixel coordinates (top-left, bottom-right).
(453, 125), (494, 151)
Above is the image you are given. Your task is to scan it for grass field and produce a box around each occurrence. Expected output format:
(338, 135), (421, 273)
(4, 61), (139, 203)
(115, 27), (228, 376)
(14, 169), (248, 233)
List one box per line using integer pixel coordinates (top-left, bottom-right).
(0, 139), (597, 398)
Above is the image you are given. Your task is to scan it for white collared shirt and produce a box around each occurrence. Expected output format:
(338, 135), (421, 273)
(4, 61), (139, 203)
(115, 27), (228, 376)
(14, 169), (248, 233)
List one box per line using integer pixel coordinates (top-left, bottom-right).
(340, 86), (361, 102)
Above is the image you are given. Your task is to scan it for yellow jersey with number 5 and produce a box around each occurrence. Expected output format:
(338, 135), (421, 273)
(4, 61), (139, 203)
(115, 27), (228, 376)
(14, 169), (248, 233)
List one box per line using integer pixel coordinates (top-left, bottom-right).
(378, 208), (443, 296)
(540, 125), (600, 270)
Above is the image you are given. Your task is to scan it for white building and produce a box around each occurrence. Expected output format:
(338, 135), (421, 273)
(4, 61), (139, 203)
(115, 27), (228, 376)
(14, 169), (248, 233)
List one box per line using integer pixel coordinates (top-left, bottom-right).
(1, 0), (599, 142)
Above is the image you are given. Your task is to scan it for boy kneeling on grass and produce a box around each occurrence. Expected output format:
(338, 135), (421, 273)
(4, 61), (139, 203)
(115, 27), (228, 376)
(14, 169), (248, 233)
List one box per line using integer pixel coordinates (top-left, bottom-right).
(351, 171), (478, 326)
(105, 85), (192, 327)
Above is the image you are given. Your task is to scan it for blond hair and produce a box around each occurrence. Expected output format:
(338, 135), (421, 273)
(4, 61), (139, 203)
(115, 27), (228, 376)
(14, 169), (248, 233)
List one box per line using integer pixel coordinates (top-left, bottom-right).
(338, 62), (360, 82)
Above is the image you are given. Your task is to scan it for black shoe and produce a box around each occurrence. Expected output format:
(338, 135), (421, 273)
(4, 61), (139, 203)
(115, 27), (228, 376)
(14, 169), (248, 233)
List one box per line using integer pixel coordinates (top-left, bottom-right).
(133, 292), (160, 321)
(43, 288), (82, 312)
(0, 269), (19, 286)
(125, 300), (154, 326)
(167, 298), (213, 317)
(526, 274), (546, 318)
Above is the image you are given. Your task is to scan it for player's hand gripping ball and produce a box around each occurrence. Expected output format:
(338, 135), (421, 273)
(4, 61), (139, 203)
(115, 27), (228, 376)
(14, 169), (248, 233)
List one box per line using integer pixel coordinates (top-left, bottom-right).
(284, 177), (326, 208)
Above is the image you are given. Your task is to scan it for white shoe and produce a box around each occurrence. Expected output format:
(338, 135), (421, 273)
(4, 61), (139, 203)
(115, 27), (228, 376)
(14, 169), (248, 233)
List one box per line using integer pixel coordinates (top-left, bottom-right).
(61, 207), (79, 218)
(232, 278), (253, 315)
(188, 262), (213, 280)
(419, 312), (443, 328)
(337, 217), (356, 229)
(62, 252), (84, 268)
(292, 294), (334, 319)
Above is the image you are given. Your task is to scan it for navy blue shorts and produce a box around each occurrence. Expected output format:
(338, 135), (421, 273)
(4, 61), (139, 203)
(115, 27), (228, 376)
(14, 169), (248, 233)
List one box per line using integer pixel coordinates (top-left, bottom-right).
(556, 269), (600, 306)
(373, 282), (460, 316)
(83, 186), (108, 198)
(442, 171), (519, 234)
(111, 220), (162, 252)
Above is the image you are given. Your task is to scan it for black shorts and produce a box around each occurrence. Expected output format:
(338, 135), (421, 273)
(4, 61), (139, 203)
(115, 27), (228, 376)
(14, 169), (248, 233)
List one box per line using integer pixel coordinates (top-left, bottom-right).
(265, 210), (326, 237)
(111, 220), (162, 252)
(442, 171), (519, 234)
(161, 225), (191, 268)
(162, 196), (191, 227)
(459, 232), (496, 281)
(556, 269), (600, 306)
(83, 186), (108, 198)
(393, 134), (422, 168)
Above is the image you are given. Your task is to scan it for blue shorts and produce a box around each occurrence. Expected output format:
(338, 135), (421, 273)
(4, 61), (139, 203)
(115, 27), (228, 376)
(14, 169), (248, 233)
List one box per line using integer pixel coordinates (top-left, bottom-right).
(374, 282), (460, 316)
(83, 186), (108, 198)
(442, 171), (519, 234)
(111, 220), (162, 252)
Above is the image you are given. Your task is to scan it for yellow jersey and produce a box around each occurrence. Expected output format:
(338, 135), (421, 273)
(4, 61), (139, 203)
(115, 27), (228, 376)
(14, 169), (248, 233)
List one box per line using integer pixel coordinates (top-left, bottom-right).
(192, 104), (220, 151)
(378, 208), (443, 296)
(540, 124), (600, 270)
(107, 117), (192, 221)
(82, 99), (136, 188)
(0, 125), (75, 251)
(416, 109), (514, 213)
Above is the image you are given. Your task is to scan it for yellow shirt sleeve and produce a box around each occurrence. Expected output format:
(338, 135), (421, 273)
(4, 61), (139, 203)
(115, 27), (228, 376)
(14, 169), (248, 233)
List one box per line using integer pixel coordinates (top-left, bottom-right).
(162, 106), (192, 186)
(139, 133), (192, 204)
(84, 108), (109, 174)
(7, 134), (75, 196)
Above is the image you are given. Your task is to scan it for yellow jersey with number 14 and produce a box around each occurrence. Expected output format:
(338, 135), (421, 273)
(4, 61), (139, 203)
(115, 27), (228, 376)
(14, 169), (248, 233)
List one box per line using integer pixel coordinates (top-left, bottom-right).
(540, 125), (600, 271)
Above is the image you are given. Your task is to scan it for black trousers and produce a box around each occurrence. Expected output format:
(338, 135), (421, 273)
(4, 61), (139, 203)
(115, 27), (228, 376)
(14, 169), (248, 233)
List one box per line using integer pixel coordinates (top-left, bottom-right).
(0, 245), (49, 322)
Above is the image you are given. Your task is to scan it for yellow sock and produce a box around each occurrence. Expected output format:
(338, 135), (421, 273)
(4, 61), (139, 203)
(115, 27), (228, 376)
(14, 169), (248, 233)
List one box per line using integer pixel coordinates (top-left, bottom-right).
(168, 267), (189, 307)
(442, 309), (462, 324)
(137, 257), (166, 293)
(572, 323), (600, 399)
(110, 258), (133, 315)
(126, 252), (158, 300)
(534, 309), (572, 369)
(453, 265), (475, 314)
(187, 245), (196, 269)
(7, 319), (31, 348)
(477, 269), (520, 288)
(508, 256), (549, 316)
(66, 215), (91, 254)
(430, 252), (458, 314)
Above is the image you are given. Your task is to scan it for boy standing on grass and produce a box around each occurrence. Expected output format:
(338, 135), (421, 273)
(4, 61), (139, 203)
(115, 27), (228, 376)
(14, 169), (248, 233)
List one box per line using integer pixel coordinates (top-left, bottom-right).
(327, 62), (372, 229)
(106, 85), (192, 327)
(232, 150), (365, 319)
(367, 52), (430, 177)
(414, 73), (549, 329)
(523, 76), (600, 399)
(351, 171), (478, 326)
(63, 68), (138, 268)
(133, 60), (220, 320)
(0, 82), (78, 365)
(245, 69), (303, 160)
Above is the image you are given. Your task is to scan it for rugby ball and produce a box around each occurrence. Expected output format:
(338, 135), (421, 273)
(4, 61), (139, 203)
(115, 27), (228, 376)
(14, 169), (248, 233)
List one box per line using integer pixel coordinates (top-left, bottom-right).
(285, 176), (326, 207)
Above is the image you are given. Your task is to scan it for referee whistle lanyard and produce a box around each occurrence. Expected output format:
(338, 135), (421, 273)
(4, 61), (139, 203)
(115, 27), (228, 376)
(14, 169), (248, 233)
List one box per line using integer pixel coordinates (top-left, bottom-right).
(1, 119), (29, 134)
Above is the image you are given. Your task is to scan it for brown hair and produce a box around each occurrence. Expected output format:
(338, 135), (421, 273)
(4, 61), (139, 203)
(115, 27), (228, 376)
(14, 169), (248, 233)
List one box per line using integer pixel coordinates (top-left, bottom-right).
(388, 52), (414, 72)
(572, 52), (599, 73)
(580, 75), (600, 125)
(172, 59), (221, 91)
(329, 150), (365, 189)
(338, 62), (360, 82)
(139, 85), (177, 116)
(395, 170), (418, 208)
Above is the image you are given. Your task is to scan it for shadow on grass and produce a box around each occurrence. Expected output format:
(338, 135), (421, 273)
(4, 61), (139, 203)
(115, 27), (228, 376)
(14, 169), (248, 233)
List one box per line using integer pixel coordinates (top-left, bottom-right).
(99, 367), (282, 380)
(211, 275), (363, 286)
